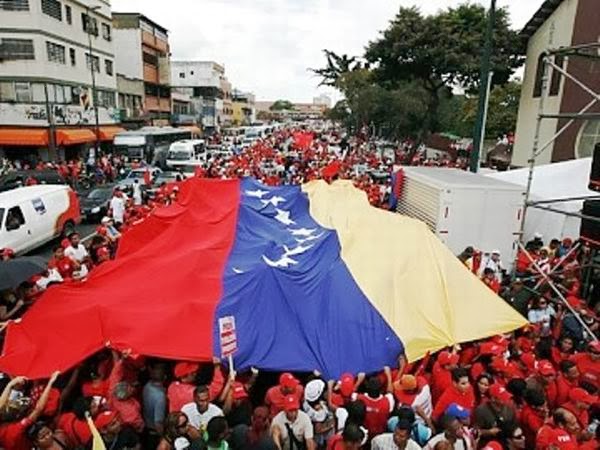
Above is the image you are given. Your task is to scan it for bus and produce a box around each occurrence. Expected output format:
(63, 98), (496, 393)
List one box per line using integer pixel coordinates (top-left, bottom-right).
(113, 127), (193, 168)
(165, 139), (207, 168)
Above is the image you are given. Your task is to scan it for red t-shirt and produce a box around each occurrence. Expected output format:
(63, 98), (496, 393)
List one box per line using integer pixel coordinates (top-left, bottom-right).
(536, 425), (578, 450)
(0, 418), (33, 450)
(355, 393), (394, 436)
(432, 384), (475, 422)
(431, 362), (452, 402)
(571, 353), (600, 389)
(265, 385), (304, 418)
(58, 412), (92, 447)
(81, 379), (109, 398)
(520, 404), (546, 449)
(561, 401), (589, 428)
(327, 433), (344, 450)
(555, 375), (578, 406)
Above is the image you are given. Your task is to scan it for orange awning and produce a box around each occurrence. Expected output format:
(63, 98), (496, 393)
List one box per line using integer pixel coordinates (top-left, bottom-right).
(56, 129), (96, 146)
(182, 125), (202, 136)
(0, 128), (48, 146)
(96, 126), (125, 142)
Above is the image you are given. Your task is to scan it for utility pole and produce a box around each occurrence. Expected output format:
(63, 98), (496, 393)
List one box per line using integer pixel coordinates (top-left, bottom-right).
(43, 83), (57, 157)
(86, 5), (101, 158)
(470, 0), (496, 173)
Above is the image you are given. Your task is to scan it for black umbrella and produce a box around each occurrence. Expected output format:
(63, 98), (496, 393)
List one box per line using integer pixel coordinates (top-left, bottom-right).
(0, 257), (47, 290)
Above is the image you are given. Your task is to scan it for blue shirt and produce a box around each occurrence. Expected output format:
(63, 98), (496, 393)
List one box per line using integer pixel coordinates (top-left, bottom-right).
(143, 381), (166, 430)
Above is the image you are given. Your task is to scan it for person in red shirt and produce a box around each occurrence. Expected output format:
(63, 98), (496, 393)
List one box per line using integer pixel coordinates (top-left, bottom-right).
(328, 373), (361, 409)
(555, 360), (580, 406)
(536, 408), (580, 450)
(560, 387), (596, 429)
(520, 388), (548, 449)
(571, 340), (600, 391)
(265, 372), (304, 418)
(431, 351), (460, 402)
(527, 360), (558, 409)
(0, 371), (60, 450)
(354, 376), (394, 436)
(551, 336), (576, 366)
(168, 359), (224, 413)
(432, 367), (475, 423)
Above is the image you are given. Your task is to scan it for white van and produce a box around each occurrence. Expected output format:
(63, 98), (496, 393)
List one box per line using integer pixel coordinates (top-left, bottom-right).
(166, 139), (206, 168)
(0, 185), (81, 255)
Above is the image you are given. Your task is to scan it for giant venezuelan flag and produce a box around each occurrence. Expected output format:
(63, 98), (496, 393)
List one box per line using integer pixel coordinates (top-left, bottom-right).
(0, 178), (526, 379)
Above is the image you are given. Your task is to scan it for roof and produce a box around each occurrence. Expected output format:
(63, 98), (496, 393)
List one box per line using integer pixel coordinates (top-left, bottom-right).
(402, 167), (525, 191)
(520, 0), (565, 41)
(0, 185), (69, 206)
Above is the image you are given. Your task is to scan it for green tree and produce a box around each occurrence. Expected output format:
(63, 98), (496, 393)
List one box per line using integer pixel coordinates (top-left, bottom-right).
(269, 100), (294, 111)
(364, 4), (523, 137)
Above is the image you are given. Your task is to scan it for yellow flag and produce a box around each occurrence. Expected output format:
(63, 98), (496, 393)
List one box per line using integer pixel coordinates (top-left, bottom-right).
(85, 413), (107, 450)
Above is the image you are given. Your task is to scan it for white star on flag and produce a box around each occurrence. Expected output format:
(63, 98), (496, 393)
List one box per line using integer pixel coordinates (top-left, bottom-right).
(295, 232), (325, 244)
(274, 209), (295, 225)
(260, 196), (286, 207)
(289, 228), (317, 237)
(262, 254), (298, 268)
(232, 267), (245, 274)
(245, 189), (269, 198)
(283, 244), (313, 256)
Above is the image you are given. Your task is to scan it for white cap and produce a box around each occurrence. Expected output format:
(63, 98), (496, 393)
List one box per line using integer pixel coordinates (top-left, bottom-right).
(101, 217), (111, 224)
(492, 249), (501, 255)
(534, 232), (543, 239)
(304, 379), (326, 402)
(174, 437), (190, 450)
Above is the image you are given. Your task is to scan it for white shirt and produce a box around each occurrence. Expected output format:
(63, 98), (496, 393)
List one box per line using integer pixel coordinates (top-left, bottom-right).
(132, 183), (142, 205)
(110, 196), (126, 223)
(272, 410), (314, 450)
(424, 433), (472, 450)
(64, 244), (89, 263)
(181, 402), (223, 431)
(371, 433), (422, 450)
(411, 384), (433, 425)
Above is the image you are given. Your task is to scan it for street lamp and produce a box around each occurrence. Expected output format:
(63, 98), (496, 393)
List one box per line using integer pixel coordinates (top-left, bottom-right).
(86, 5), (101, 159)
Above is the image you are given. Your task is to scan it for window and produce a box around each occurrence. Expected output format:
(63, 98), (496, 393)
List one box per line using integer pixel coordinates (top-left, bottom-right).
(101, 23), (111, 41)
(81, 13), (98, 36)
(97, 90), (116, 108)
(5, 206), (25, 231)
(179, 72), (185, 79)
(0, 82), (16, 101)
(0, 38), (34, 60)
(533, 54), (546, 98)
(31, 83), (45, 102)
(190, 70), (194, 75)
(105, 59), (113, 75)
(69, 47), (75, 66)
(41, 0), (61, 21)
(46, 41), (66, 64)
(549, 55), (564, 96)
(143, 52), (158, 66)
(85, 53), (100, 72)
(0, 0), (29, 11)
(577, 120), (600, 159)
(64, 4), (71, 24)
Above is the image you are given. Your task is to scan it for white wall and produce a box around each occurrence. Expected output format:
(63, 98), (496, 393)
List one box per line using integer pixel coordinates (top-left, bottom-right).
(0, 0), (116, 90)
(113, 28), (142, 80)
(170, 61), (223, 88)
(512, 0), (579, 167)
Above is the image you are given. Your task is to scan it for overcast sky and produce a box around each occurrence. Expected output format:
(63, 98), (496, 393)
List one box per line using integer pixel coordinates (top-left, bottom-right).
(111, 0), (544, 103)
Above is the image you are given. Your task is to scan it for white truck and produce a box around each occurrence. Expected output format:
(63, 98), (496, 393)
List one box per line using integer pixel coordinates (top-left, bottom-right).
(395, 167), (525, 269)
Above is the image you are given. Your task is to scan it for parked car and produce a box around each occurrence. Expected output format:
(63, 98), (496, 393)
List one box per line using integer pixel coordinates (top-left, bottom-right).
(0, 185), (81, 254)
(0, 170), (66, 193)
(117, 167), (162, 190)
(80, 185), (114, 222)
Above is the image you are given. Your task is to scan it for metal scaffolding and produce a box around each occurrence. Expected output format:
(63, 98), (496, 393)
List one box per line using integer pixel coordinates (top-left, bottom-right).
(516, 42), (600, 335)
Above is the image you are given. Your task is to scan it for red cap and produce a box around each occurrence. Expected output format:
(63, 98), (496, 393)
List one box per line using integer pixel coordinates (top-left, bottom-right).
(61, 238), (70, 249)
(339, 373), (354, 397)
(569, 387), (597, 405)
(481, 442), (502, 450)
(537, 360), (556, 376)
(96, 226), (107, 236)
(279, 372), (299, 389)
(283, 394), (300, 411)
(490, 357), (509, 373)
(174, 361), (199, 379)
(438, 351), (459, 366)
(520, 352), (537, 371)
(232, 382), (248, 400)
(589, 341), (600, 352)
(489, 384), (512, 402)
(480, 342), (504, 356)
(94, 410), (118, 430)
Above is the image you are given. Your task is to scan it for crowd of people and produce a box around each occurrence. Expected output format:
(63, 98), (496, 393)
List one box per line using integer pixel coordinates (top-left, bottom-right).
(0, 126), (599, 450)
